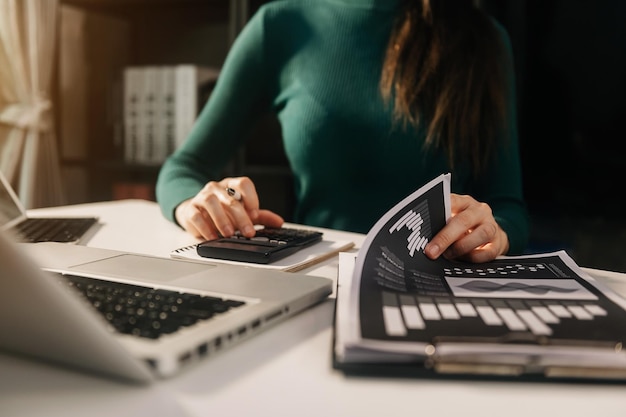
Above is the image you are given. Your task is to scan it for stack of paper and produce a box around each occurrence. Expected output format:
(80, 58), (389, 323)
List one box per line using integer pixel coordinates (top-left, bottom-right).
(334, 174), (626, 381)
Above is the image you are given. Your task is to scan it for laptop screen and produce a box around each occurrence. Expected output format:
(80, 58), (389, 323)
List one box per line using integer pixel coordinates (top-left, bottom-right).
(0, 171), (25, 229)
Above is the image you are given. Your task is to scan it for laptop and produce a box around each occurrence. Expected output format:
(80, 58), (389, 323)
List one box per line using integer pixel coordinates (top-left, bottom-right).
(0, 230), (333, 383)
(0, 171), (99, 243)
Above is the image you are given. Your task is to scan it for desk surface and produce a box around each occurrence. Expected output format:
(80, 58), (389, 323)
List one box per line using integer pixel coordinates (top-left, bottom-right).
(4, 199), (626, 417)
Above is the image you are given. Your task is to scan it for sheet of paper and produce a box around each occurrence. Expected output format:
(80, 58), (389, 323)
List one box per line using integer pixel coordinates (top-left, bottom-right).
(334, 173), (626, 377)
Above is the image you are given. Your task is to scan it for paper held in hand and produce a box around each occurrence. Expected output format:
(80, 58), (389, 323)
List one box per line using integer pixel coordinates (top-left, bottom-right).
(333, 174), (626, 381)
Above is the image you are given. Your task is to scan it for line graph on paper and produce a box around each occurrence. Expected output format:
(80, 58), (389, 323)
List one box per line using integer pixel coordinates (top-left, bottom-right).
(388, 200), (432, 257)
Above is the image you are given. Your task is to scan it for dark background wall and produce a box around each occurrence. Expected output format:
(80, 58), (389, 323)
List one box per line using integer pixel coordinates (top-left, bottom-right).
(485, 0), (626, 272)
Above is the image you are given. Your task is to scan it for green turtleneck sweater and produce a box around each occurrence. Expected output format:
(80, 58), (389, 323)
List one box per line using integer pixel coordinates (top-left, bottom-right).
(156, 0), (529, 254)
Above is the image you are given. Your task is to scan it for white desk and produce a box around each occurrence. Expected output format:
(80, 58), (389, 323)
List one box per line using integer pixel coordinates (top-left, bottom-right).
(3, 200), (626, 417)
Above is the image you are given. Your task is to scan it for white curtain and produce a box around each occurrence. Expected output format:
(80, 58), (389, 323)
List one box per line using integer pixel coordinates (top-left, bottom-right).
(0, 0), (65, 208)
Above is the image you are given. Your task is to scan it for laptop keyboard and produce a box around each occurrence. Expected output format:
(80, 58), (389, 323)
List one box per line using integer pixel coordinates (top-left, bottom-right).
(15, 217), (97, 243)
(60, 274), (246, 339)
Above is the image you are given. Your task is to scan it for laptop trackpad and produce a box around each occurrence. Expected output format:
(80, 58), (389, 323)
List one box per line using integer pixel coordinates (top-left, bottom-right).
(69, 254), (214, 283)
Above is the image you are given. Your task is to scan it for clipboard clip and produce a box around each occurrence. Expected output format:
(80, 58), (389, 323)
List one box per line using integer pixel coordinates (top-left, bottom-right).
(422, 337), (626, 379)
(432, 333), (623, 349)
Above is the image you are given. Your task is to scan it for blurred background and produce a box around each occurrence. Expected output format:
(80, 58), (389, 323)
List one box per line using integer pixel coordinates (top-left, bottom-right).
(1, 0), (624, 272)
(485, 0), (626, 272)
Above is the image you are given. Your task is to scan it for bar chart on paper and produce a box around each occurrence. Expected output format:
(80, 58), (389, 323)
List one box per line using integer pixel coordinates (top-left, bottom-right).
(388, 200), (432, 257)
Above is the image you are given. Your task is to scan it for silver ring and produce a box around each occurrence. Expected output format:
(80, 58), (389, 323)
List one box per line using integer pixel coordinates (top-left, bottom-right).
(226, 187), (241, 201)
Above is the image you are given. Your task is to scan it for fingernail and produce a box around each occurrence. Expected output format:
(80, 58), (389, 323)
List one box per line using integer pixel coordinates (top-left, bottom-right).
(222, 225), (234, 236)
(426, 244), (439, 258)
(242, 225), (255, 236)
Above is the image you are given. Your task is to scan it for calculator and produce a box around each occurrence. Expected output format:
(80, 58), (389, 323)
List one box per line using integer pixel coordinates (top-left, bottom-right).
(196, 227), (323, 264)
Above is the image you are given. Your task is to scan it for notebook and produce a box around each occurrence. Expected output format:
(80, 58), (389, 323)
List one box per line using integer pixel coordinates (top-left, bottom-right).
(0, 231), (333, 383)
(0, 171), (99, 243)
(171, 230), (355, 272)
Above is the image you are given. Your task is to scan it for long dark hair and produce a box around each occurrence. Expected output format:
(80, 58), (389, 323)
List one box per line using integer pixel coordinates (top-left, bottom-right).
(380, 0), (509, 175)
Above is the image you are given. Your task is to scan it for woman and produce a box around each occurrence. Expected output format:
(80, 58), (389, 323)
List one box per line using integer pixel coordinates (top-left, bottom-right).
(156, 0), (529, 263)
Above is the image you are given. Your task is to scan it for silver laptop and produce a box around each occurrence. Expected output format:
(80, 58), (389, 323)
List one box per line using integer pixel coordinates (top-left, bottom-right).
(0, 171), (99, 243)
(0, 230), (332, 383)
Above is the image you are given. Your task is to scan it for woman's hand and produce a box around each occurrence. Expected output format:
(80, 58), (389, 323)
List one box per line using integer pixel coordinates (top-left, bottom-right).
(424, 193), (509, 263)
(174, 176), (284, 240)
